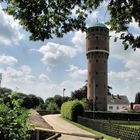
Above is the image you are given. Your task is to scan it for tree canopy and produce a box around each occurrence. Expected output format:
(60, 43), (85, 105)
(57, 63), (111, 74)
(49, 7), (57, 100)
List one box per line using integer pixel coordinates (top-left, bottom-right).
(135, 92), (140, 104)
(0, 0), (140, 49)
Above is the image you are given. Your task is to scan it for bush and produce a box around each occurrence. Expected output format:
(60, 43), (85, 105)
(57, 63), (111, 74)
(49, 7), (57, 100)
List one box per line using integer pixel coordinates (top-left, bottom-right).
(61, 100), (84, 121)
(46, 101), (59, 112)
(0, 96), (32, 140)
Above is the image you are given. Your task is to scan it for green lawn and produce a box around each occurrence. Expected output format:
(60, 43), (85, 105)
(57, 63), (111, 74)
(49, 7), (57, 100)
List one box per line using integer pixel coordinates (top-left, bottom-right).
(121, 124), (140, 128)
(60, 116), (117, 140)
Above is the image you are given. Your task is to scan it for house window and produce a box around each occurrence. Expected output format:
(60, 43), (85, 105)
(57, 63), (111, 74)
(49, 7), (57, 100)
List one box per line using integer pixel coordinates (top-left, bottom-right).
(116, 106), (119, 110)
(109, 106), (113, 110)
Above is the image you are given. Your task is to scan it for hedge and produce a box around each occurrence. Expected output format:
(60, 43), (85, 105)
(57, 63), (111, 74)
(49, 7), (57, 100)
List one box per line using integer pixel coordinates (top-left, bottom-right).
(61, 100), (84, 121)
(84, 111), (140, 121)
(77, 116), (140, 140)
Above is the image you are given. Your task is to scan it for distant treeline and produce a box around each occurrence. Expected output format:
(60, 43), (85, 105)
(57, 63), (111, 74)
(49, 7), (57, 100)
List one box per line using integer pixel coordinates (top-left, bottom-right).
(0, 85), (87, 111)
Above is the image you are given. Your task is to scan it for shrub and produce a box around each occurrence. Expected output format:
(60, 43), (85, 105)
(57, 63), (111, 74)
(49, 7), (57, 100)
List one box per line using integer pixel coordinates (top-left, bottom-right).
(0, 96), (32, 140)
(46, 101), (59, 112)
(61, 100), (84, 121)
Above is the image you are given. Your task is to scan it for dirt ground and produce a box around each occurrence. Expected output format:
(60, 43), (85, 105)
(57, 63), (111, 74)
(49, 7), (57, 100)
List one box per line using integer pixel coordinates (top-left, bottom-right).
(28, 110), (53, 129)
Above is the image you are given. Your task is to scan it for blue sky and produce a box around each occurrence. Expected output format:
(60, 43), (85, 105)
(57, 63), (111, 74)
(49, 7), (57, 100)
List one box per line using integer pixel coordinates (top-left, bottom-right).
(0, 2), (140, 102)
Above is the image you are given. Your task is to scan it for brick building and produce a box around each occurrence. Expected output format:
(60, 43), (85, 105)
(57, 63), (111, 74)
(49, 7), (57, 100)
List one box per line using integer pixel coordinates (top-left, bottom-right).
(86, 23), (109, 111)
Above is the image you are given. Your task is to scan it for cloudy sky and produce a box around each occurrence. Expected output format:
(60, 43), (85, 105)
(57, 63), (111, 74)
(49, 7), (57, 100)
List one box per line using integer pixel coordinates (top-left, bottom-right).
(0, 2), (140, 102)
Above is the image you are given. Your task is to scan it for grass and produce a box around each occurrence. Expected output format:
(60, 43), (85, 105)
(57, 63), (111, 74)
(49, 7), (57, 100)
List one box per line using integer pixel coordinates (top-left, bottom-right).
(121, 124), (140, 128)
(60, 116), (117, 140)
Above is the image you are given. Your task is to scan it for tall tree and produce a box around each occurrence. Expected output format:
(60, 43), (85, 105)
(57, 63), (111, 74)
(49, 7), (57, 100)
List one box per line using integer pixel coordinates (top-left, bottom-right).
(71, 85), (87, 100)
(135, 92), (140, 104)
(0, 0), (139, 50)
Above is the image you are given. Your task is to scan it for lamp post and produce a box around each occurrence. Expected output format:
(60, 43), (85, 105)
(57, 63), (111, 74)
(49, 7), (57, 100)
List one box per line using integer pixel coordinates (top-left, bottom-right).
(63, 88), (66, 102)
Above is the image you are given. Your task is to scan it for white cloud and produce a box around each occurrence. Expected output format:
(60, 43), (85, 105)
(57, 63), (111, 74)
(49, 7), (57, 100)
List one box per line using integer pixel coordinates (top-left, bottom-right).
(38, 42), (77, 66)
(108, 30), (140, 102)
(38, 74), (50, 82)
(0, 65), (35, 84)
(108, 69), (140, 102)
(0, 54), (18, 65)
(86, 11), (99, 27)
(0, 6), (24, 46)
(67, 65), (87, 81)
(109, 30), (140, 69)
(71, 31), (86, 52)
(109, 69), (140, 80)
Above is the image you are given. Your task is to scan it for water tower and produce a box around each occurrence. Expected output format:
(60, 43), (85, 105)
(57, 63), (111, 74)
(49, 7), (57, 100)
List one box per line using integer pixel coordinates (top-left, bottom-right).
(86, 23), (109, 111)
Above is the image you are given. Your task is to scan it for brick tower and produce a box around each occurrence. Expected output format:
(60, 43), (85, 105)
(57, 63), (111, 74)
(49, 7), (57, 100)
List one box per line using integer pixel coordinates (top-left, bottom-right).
(86, 23), (109, 111)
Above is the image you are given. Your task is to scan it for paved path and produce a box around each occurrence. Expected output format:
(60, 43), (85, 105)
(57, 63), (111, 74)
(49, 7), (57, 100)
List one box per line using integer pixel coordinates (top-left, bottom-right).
(43, 114), (99, 140)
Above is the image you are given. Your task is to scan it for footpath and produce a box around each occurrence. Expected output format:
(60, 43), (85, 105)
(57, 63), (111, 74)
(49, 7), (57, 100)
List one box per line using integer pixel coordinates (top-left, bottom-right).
(43, 114), (99, 140)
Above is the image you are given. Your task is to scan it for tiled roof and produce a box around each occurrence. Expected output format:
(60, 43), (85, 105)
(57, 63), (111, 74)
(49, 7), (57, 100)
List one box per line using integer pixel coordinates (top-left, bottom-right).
(107, 95), (129, 105)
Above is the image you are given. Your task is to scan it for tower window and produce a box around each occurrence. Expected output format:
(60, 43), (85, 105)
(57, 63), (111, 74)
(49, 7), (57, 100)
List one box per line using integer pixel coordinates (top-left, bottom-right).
(96, 36), (99, 40)
(96, 84), (98, 87)
(96, 72), (98, 75)
(96, 59), (98, 63)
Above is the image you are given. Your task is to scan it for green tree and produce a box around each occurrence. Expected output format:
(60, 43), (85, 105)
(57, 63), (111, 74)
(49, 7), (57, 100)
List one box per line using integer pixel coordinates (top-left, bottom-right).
(46, 101), (59, 112)
(0, 0), (139, 49)
(135, 92), (140, 104)
(53, 95), (63, 108)
(0, 95), (32, 140)
(71, 85), (87, 100)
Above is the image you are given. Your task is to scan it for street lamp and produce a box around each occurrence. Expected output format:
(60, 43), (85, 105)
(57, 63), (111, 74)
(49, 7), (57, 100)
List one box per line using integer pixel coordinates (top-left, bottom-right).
(63, 88), (66, 102)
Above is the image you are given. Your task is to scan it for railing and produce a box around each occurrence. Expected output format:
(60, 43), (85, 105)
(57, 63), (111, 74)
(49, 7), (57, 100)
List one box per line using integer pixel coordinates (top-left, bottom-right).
(35, 127), (103, 140)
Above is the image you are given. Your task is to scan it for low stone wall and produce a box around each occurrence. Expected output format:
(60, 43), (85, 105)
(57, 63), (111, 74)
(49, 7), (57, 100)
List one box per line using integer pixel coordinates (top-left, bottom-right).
(84, 111), (140, 121)
(77, 116), (140, 140)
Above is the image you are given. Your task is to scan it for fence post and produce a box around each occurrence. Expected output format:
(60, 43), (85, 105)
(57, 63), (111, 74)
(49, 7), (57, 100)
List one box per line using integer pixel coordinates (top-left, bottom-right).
(36, 130), (40, 140)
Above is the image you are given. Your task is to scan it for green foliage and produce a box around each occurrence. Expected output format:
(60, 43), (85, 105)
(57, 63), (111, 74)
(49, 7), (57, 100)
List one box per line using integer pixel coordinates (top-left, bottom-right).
(61, 100), (84, 121)
(79, 99), (92, 111)
(0, 87), (44, 109)
(0, 95), (32, 140)
(46, 101), (59, 112)
(1, 0), (139, 49)
(127, 109), (136, 113)
(108, 0), (140, 50)
(45, 95), (70, 111)
(71, 85), (87, 100)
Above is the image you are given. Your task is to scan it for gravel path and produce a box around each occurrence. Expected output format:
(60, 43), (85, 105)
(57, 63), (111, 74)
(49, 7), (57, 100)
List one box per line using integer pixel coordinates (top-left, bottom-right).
(43, 114), (100, 140)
